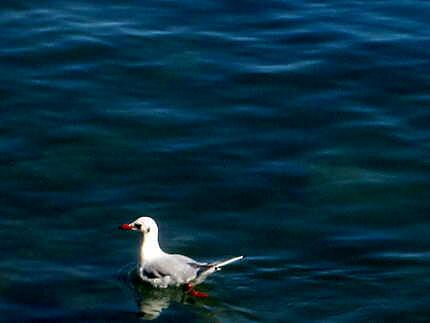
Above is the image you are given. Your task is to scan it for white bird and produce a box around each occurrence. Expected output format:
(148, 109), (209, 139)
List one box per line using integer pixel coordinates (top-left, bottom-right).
(119, 216), (243, 297)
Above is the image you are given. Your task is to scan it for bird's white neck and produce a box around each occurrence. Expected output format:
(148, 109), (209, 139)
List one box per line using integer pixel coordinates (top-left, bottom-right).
(138, 233), (163, 266)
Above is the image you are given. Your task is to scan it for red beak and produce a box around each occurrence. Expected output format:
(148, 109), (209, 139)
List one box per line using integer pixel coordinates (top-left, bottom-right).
(118, 223), (133, 230)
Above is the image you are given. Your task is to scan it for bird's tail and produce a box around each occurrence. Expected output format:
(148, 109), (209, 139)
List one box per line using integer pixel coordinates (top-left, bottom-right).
(209, 256), (244, 271)
(191, 256), (244, 285)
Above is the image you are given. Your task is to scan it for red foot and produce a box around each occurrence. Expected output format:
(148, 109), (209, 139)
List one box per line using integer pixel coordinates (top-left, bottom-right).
(183, 283), (208, 298)
(189, 289), (208, 298)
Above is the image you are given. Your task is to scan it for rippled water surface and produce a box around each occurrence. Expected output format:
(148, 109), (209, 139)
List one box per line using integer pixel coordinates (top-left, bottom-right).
(1, 1), (430, 322)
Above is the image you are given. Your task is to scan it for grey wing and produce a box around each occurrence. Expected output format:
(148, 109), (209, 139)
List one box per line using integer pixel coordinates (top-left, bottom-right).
(144, 254), (202, 285)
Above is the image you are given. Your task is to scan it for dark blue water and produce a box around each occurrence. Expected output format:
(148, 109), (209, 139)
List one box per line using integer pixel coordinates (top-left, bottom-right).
(1, 1), (430, 321)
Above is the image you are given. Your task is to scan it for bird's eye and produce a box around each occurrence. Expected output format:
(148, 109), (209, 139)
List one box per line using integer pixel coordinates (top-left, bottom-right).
(134, 223), (142, 229)
(146, 227), (151, 233)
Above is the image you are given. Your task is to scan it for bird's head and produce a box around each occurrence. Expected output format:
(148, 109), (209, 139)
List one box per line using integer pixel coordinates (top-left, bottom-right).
(119, 216), (158, 236)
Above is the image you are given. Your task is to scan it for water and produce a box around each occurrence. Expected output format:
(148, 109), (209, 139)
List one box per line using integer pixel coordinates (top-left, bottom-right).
(1, 0), (430, 321)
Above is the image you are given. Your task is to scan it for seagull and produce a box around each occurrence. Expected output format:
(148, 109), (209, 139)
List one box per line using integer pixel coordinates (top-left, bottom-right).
(119, 216), (243, 298)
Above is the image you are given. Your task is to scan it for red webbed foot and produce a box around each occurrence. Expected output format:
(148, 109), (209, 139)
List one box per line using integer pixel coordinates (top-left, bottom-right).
(182, 283), (208, 298)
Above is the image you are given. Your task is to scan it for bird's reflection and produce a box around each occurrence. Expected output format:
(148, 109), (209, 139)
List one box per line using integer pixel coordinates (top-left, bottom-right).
(128, 270), (207, 320)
